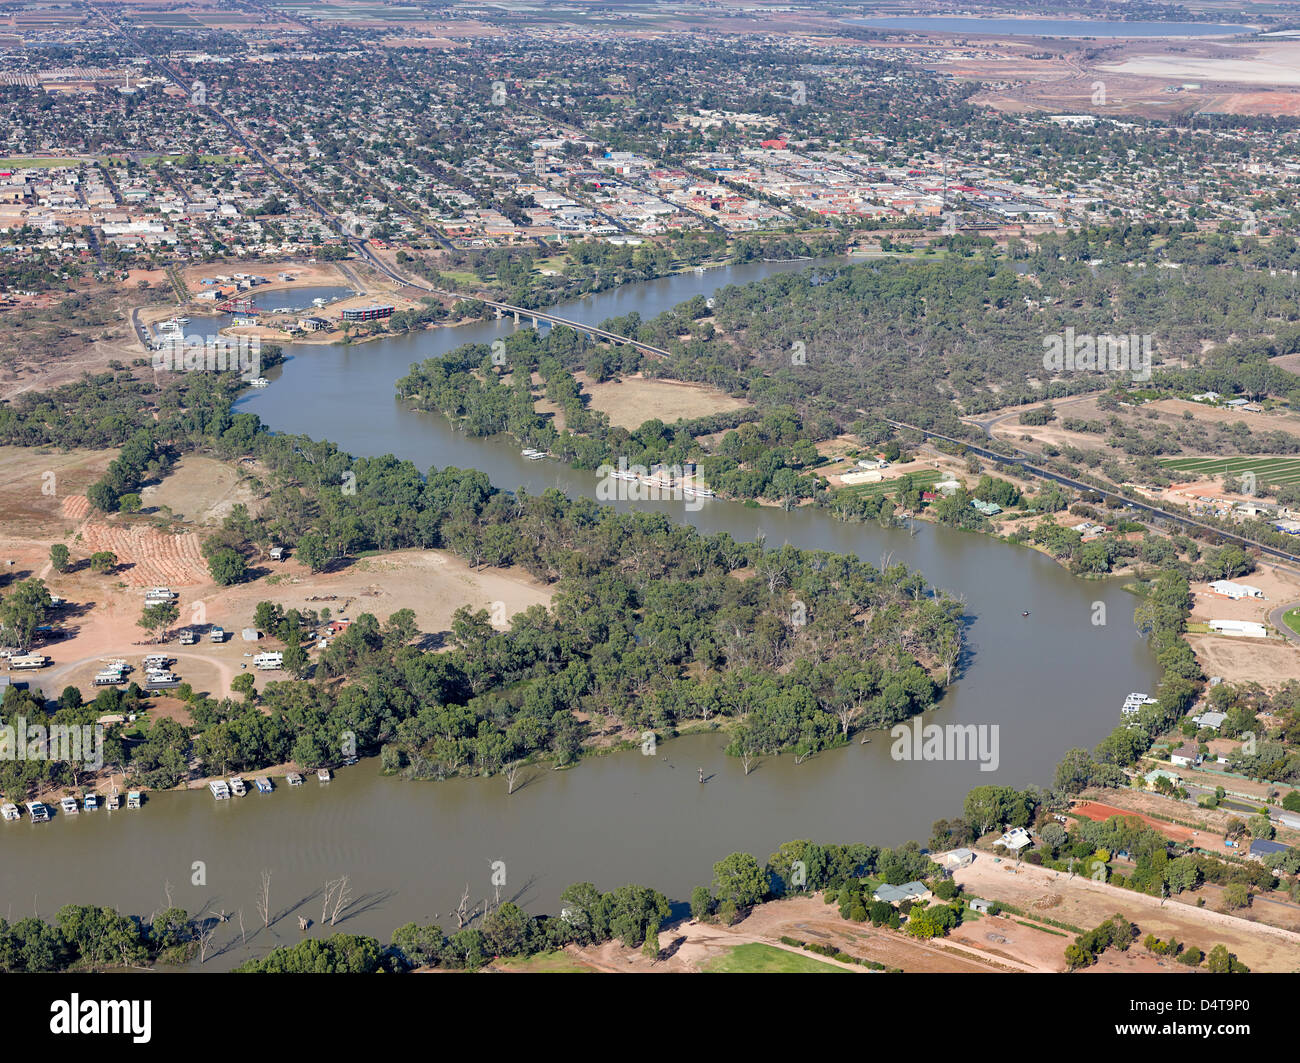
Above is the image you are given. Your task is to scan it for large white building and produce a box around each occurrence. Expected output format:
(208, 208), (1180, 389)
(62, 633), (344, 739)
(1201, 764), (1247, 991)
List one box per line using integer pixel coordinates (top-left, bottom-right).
(1208, 580), (1264, 600)
(1208, 619), (1268, 638)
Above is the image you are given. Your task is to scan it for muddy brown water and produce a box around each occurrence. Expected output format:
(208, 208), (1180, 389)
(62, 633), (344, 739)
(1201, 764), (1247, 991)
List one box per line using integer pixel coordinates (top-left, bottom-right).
(1, 260), (1159, 968)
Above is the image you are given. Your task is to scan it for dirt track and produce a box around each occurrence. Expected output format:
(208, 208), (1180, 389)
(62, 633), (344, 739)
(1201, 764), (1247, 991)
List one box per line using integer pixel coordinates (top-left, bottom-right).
(954, 856), (1300, 972)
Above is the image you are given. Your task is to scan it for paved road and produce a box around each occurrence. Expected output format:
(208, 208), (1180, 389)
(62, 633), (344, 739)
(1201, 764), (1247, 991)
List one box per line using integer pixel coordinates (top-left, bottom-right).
(1269, 601), (1300, 645)
(887, 418), (1300, 573)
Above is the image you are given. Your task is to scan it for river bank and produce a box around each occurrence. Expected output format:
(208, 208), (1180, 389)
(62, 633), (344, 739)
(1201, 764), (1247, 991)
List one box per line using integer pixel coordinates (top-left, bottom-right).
(0, 256), (1162, 970)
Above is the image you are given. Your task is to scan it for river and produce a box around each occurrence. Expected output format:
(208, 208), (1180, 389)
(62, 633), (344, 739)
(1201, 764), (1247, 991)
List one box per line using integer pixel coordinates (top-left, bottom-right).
(0, 258), (1160, 968)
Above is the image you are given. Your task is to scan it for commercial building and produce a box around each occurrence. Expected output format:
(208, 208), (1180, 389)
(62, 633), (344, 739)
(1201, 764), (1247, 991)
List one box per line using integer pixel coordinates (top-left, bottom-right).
(340, 304), (394, 322)
(1207, 619), (1268, 638)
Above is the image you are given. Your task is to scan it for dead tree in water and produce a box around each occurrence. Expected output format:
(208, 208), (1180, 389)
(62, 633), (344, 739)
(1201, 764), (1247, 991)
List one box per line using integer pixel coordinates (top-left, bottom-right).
(196, 917), (217, 964)
(256, 869), (272, 928)
(330, 876), (352, 926)
(506, 760), (522, 795)
(453, 884), (480, 929)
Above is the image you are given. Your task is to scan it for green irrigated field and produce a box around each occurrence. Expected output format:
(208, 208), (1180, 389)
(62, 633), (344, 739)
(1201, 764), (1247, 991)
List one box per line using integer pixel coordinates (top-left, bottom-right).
(1161, 456), (1300, 489)
(701, 943), (847, 973)
(836, 469), (942, 498)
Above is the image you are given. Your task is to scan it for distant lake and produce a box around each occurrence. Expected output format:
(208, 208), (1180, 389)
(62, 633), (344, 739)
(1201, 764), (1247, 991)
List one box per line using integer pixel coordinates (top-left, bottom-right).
(850, 16), (1252, 38)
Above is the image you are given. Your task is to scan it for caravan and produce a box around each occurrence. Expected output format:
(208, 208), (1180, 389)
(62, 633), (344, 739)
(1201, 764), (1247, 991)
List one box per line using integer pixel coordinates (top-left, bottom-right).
(253, 651), (283, 670)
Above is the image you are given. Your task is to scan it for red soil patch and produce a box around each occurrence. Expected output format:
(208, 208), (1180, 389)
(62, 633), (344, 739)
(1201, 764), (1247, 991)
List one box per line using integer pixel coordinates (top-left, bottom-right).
(1072, 801), (1198, 843)
(80, 521), (207, 586)
(60, 494), (90, 521)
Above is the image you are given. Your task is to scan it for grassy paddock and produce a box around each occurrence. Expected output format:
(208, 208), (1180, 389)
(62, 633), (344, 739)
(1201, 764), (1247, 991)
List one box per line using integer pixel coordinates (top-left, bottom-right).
(703, 942), (847, 973)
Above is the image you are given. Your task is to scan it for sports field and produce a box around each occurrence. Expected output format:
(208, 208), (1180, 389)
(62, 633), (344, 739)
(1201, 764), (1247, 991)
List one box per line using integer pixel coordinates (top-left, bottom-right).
(1162, 455), (1300, 489)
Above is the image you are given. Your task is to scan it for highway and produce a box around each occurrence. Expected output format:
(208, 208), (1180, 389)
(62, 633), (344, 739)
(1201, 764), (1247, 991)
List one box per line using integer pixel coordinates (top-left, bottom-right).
(886, 418), (1300, 570)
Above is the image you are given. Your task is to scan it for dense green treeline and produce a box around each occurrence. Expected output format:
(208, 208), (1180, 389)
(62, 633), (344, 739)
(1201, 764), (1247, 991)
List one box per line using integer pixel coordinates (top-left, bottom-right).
(0, 365), (958, 788)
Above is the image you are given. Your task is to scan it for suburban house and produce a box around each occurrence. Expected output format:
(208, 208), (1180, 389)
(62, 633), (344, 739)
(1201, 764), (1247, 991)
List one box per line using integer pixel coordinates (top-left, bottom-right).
(1191, 710), (1227, 730)
(996, 827), (1032, 852)
(1169, 742), (1201, 768)
(872, 881), (931, 905)
(1144, 767), (1182, 788)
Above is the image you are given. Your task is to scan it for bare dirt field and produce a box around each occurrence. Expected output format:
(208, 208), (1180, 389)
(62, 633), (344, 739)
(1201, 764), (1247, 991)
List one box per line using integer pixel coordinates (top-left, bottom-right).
(954, 856), (1300, 971)
(179, 261), (350, 293)
(1147, 397), (1300, 431)
(77, 519), (208, 588)
(1, 448), (553, 709)
(1191, 562), (1300, 623)
(954, 37), (1300, 118)
(1099, 42), (1300, 87)
(566, 895), (1017, 974)
(985, 395), (1300, 457)
(1072, 800), (1199, 844)
(1186, 633), (1300, 688)
(23, 547), (554, 706)
(140, 455), (262, 524)
(578, 373), (750, 430)
(0, 446), (115, 540)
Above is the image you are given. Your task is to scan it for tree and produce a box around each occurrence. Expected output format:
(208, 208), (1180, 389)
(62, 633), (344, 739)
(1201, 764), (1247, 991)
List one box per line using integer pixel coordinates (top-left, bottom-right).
(88, 551), (118, 574)
(86, 481), (118, 513)
(237, 934), (383, 973)
(1248, 814), (1275, 840)
(1206, 944), (1248, 973)
(231, 673), (257, 701)
(0, 579), (52, 652)
(138, 600), (178, 643)
(690, 886), (715, 921)
(49, 544), (70, 573)
(482, 902), (533, 957)
(282, 639), (309, 679)
(1221, 883), (1250, 910)
(207, 547), (247, 586)
(711, 852), (767, 911)
(296, 532), (330, 573)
